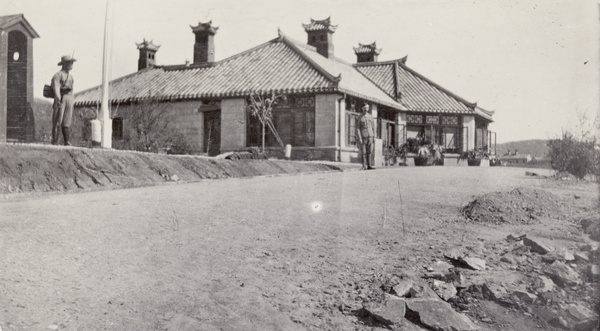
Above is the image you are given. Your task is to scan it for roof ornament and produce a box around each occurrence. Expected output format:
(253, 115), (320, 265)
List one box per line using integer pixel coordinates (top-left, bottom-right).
(333, 74), (342, 87)
(353, 42), (381, 55)
(136, 38), (160, 51)
(190, 20), (219, 34)
(302, 16), (338, 33)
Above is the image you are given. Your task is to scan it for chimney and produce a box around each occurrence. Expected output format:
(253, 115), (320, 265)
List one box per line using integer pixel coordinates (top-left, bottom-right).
(354, 42), (381, 63)
(191, 21), (218, 65)
(136, 39), (160, 71)
(302, 17), (337, 58)
(514, 149), (519, 156)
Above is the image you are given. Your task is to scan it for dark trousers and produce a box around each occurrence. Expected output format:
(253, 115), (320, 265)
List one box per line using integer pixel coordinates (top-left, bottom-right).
(360, 137), (375, 168)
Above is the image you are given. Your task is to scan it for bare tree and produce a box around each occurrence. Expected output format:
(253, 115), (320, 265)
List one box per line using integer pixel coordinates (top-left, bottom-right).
(117, 96), (191, 154)
(246, 91), (285, 152)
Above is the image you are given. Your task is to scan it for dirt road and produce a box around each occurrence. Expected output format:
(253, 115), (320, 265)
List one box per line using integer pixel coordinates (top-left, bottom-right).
(0, 166), (597, 330)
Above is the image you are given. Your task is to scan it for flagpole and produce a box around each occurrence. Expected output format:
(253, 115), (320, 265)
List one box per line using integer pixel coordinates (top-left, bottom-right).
(99, 0), (113, 148)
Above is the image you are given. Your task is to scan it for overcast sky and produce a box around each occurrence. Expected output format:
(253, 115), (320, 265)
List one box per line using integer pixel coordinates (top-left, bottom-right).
(4, 0), (599, 143)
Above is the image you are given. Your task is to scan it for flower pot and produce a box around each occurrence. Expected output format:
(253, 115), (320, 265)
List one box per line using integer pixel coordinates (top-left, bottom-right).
(415, 157), (429, 166)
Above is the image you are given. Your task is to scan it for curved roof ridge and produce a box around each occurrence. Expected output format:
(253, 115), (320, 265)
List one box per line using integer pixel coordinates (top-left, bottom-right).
(278, 30), (341, 84)
(354, 63), (406, 107)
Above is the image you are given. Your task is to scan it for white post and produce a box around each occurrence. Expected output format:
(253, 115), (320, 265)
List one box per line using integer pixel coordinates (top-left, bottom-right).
(99, 0), (113, 148)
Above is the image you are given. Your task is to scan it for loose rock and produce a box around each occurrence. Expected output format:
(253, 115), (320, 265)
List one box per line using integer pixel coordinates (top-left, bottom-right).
(565, 303), (599, 330)
(431, 280), (457, 301)
(574, 252), (590, 263)
(512, 290), (537, 304)
(532, 275), (555, 293)
(459, 256), (486, 271)
(544, 261), (581, 287)
(444, 248), (464, 261)
(427, 260), (454, 275)
(523, 237), (553, 255)
(483, 282), (508, 302)
(408, 283), (440, 299)
(362, 294), (406, 325)
(391, 280), (413, 297)
(405, 298), (478, 331)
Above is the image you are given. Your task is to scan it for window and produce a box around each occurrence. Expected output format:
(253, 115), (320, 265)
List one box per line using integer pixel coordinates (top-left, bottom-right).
(112, 117), (123, 141)
(247, 96), (315, 147)
(405, 114), (461, 152)
(443, 127), (459, 153)
(346, 112), (358, 146)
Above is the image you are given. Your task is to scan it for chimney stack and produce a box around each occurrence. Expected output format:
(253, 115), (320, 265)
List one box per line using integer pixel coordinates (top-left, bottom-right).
(354, 42), (381, 63)
(136, 39), (160, 71)
(191, 21), (218, 65)
(302, 17), (337, 58)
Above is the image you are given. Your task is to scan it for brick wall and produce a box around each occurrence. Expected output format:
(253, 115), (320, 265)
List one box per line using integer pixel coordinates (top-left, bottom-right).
(220, 98), (246, 152)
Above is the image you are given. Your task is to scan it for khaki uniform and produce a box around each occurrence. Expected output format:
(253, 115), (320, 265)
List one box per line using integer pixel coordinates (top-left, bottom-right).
(51, 70), (74, 144)
(356, 112), (375, 169)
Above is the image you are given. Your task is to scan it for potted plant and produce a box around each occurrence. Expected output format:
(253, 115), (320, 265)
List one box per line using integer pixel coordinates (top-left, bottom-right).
(460, 146), (490, 166)
(383, 145), (400, 166)
(398, 138), (443, 166)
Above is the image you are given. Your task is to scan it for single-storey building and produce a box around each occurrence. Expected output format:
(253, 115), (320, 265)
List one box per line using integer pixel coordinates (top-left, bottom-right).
(500, 149), (532, 164)
(74, 18), (495, 164)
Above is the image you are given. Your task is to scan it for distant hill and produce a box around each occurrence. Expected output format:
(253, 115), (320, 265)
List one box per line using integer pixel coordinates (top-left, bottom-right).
(496, 139), (549, 158)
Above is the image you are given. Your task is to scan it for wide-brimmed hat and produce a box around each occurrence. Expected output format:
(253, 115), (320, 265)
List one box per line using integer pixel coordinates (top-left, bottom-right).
(57, 55), (77, 65)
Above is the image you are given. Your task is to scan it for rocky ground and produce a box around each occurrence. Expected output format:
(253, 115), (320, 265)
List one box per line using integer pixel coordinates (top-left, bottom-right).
(352, 178), (599, 331)
(0, 145), (598, 331)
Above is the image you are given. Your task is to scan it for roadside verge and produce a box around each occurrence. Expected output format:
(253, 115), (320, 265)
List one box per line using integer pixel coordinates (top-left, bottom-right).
(0, 144), (359, 196)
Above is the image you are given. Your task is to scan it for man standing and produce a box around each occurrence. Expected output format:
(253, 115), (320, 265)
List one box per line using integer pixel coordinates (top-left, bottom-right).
(51, 55), (76, 145)
(356, 103), (375, 170)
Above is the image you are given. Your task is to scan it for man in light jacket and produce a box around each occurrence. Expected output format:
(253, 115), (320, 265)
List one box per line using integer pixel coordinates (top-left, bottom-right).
(356, 103), (375, 170)
(51, 55), (76, 145)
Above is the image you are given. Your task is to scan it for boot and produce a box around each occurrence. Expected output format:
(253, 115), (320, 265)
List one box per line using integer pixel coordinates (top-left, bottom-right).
(62, 127), (71, 146)
(51, 125), (59, 145)
(367, 153), (375, 170)
(361, 154), (368, 170)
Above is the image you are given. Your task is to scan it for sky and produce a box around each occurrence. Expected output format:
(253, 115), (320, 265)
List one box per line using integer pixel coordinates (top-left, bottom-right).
(4, 0), (599, 143)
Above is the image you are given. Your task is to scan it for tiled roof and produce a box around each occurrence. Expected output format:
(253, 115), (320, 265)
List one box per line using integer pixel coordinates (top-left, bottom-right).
(302, 17), (337, 33)
(75, 31), (406, 110)
(353, 42), (381, 55)
(284, 35), (405, 109)
(0, 14), (40, 38)
(355, 59), (494, 121)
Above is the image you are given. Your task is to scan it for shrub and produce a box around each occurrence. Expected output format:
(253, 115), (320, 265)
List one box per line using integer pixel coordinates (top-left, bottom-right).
(546, 132), (599, 179)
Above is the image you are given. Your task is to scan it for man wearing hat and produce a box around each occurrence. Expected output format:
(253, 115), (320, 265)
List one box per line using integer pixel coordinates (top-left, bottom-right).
(356, 103), (376, 170)
(51, 55), (76, 145)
